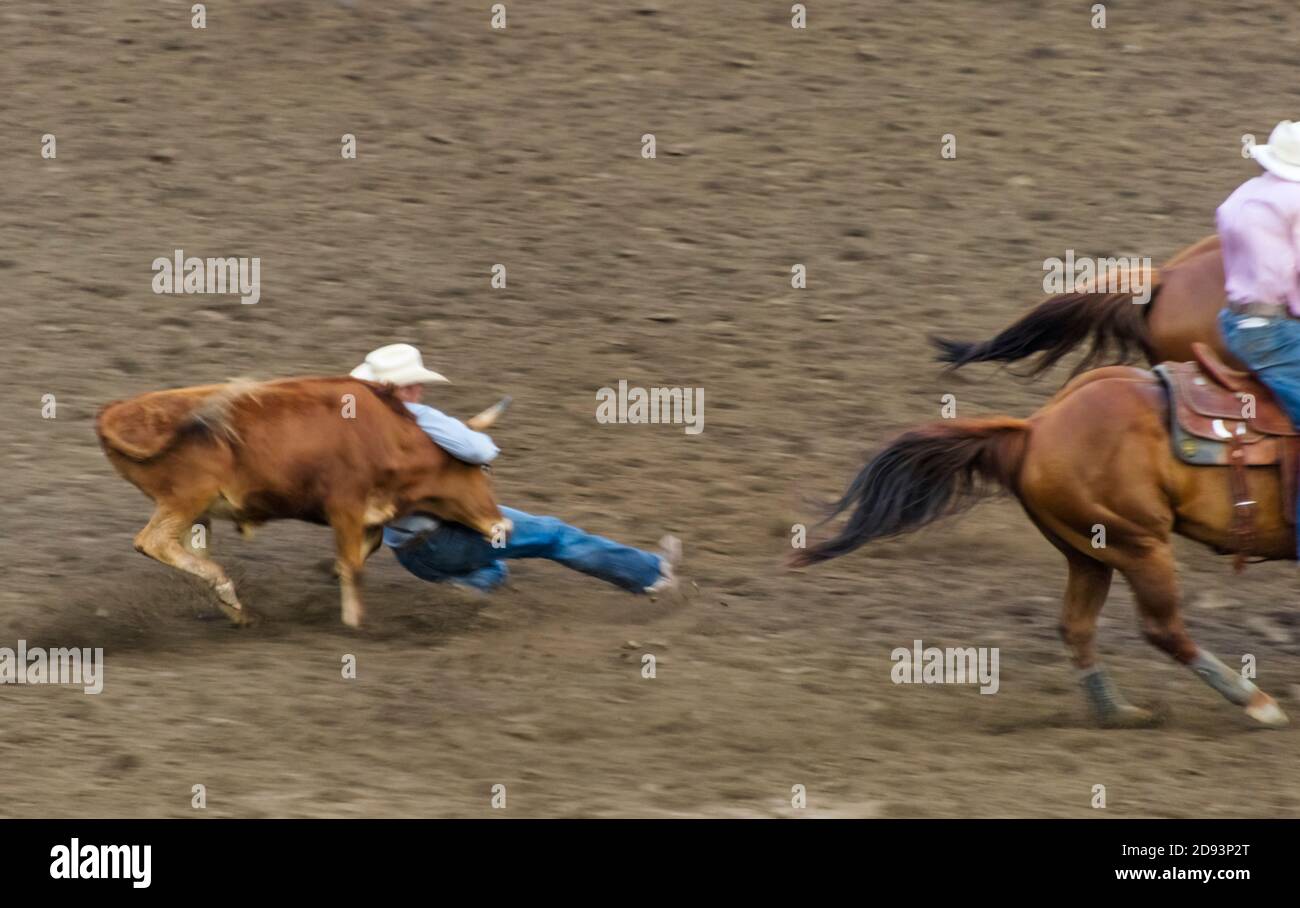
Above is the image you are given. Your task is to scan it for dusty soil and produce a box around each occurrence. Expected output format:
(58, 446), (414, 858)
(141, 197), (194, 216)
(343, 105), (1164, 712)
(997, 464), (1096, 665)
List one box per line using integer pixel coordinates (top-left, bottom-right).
(3, 0), (1300, 817)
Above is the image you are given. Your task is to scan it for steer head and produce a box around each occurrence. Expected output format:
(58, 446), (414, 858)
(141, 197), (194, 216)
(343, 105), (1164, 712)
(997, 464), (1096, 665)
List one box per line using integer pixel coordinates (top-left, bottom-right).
(411, 459), (510, 543)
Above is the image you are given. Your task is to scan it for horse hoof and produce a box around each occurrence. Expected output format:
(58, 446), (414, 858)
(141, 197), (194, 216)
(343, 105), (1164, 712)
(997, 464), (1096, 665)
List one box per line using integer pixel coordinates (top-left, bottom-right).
(1245, 695), (1289, 727)
(1099, 704), (1156, 728)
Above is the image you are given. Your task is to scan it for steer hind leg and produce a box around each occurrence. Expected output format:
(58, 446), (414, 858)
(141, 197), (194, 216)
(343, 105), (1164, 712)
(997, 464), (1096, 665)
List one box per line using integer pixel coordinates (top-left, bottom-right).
(181, 515), (212, 557)
(135, 504), (254, 626)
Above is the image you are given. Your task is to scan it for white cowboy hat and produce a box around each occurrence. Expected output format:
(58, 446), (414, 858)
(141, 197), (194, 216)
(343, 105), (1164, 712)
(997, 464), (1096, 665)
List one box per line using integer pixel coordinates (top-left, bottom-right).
(1250, 121), (1300, 182)
(350, 343), (449, 385)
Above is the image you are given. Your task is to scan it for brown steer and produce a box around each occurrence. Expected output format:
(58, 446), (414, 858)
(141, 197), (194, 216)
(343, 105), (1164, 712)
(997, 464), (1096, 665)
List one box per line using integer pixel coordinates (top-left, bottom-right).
(96, 376), (509, 627)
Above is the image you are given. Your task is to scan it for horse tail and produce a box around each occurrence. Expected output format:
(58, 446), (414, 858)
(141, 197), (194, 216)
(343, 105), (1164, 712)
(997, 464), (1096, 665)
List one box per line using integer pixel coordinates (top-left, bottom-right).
(930, 285), (1157, 377)
(790, 417), (1028, 567)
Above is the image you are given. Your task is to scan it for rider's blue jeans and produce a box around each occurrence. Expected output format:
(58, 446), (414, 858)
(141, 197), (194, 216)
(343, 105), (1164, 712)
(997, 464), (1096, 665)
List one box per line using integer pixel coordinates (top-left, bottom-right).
(385, 506), (663, 593)
(1218, 307), (1300, 555)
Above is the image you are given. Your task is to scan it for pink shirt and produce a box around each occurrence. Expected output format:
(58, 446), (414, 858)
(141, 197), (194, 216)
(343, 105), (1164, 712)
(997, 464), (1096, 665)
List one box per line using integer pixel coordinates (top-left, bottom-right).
(1217, 172), (1300, 314)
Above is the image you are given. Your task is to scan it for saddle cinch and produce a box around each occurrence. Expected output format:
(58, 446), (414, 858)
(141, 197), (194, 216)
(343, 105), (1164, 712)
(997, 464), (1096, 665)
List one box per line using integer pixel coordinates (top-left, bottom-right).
(1155, 342), (1300, 569)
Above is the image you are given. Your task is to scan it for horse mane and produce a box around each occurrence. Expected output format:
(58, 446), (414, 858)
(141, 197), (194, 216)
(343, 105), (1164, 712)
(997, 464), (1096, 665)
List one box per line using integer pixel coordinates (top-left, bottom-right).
(1162, 233), (1220, 269)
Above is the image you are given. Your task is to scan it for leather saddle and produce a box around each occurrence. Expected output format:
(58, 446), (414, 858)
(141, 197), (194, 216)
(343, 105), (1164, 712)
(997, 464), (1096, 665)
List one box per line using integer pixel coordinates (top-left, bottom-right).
(1154, 342), (1300, 568)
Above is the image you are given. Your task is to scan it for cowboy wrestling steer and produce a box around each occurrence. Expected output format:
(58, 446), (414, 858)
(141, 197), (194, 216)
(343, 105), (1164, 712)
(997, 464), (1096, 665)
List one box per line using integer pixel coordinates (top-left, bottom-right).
(96, 376), (509, 627)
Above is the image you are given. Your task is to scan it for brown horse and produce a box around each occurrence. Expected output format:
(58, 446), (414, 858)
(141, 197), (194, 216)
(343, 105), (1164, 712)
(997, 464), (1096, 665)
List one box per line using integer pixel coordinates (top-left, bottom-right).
(791, 364), (1289, 727)
(932, 234), (1240, 374)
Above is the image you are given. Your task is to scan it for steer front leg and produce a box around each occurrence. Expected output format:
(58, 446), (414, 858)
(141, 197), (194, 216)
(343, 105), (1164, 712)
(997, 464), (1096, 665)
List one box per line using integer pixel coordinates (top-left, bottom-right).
(330, 513), (369, 628)
(362, 525), (384, 563)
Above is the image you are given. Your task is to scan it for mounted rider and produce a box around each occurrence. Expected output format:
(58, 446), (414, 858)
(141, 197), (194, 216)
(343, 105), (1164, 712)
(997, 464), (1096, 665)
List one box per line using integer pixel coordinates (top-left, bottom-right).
(1217, 119), (1300, 555)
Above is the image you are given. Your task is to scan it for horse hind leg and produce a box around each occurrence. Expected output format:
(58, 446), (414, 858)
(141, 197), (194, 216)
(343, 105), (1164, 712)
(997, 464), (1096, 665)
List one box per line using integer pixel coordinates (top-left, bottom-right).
(1059, 553), (1155, 727)
(1121, 544), (1287, 727)
(134, 504), (254, 626)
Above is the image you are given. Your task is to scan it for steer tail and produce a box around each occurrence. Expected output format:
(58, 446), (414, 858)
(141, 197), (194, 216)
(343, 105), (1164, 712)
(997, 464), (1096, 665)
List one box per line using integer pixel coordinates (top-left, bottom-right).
(96, 381), (255, 463)
(930, 286), (1156, 377)
(790, 417), (1029, 567)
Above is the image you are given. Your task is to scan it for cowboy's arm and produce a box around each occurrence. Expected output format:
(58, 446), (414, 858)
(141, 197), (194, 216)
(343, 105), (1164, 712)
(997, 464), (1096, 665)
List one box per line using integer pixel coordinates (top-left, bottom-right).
(407, 402), (499, 464)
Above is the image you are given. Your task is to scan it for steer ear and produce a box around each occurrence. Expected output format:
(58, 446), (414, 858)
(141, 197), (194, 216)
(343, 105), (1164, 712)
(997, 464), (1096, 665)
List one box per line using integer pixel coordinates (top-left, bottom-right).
(466, 396), (511, 431)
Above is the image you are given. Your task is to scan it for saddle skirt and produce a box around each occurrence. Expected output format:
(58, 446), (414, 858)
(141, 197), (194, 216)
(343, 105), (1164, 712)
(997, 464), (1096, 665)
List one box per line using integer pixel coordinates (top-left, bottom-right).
(1155, 343), (1299, 462)
(1154, 342), (1300, 550)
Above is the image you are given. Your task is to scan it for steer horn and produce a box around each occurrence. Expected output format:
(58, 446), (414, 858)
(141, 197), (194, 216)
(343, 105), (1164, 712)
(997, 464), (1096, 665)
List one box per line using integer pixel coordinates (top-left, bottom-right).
(467, 396), (512, 431)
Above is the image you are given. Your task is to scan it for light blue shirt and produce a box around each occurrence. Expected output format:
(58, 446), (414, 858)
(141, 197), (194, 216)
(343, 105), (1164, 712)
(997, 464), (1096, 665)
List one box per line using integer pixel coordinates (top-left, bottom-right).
(405, 401), (499, 464)
(384, 401), (499, 546)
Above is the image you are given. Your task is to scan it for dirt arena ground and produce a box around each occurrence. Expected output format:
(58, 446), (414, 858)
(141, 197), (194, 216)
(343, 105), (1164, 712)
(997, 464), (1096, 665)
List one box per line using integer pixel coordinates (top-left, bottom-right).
(4, 0), (1300, 817)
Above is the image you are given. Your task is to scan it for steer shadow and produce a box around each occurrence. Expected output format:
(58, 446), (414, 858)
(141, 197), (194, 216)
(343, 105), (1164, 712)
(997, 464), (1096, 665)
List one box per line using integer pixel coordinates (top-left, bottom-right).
(26, 558), (499, 655)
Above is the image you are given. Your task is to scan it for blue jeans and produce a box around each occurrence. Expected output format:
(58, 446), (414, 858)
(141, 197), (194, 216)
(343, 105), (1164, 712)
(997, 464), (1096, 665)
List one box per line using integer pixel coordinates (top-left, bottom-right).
(1218, 308), (1300, 553)
(386, 506), (663, 593)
